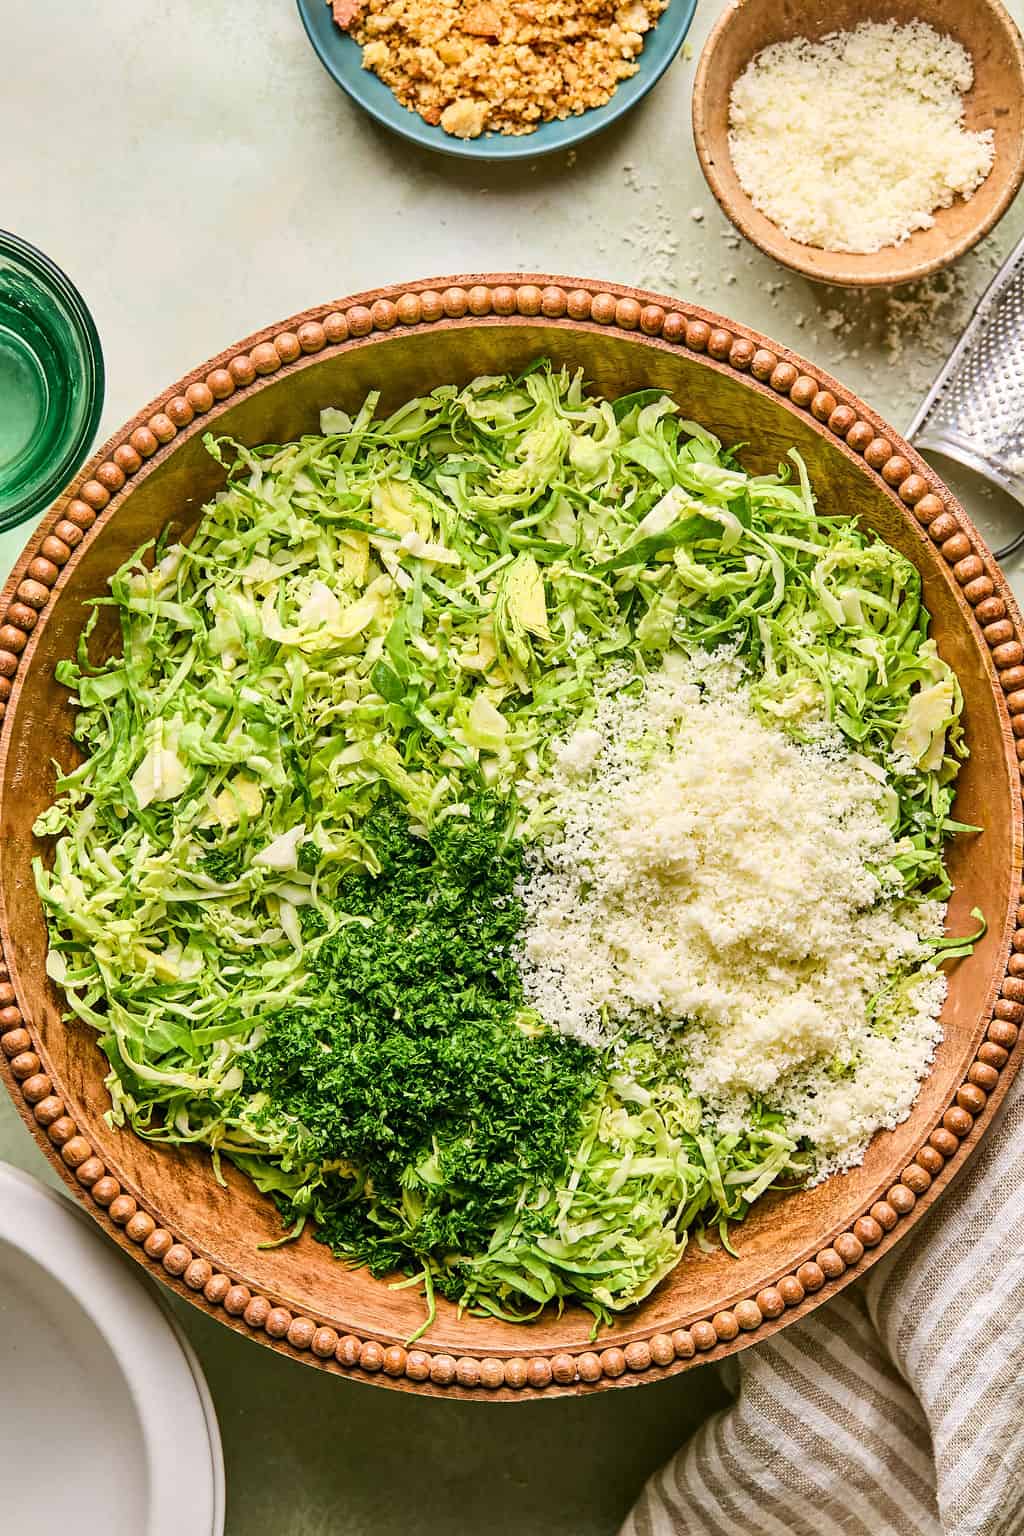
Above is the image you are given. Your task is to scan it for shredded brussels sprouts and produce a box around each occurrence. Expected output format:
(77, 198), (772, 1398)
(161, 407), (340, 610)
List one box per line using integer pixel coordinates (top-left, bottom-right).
(33, 362), (970, 1334)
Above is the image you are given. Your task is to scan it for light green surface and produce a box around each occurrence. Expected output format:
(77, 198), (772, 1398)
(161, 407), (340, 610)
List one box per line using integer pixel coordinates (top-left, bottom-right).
(3, 1), (1024, 1530)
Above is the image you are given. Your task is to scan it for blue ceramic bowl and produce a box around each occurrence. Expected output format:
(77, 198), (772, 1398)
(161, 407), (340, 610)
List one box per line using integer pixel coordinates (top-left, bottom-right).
(296, 0), (698, 160)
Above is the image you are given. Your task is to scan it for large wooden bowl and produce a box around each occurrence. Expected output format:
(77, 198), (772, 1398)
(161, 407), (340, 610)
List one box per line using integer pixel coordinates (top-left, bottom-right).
(1, 276), (1021, 1400)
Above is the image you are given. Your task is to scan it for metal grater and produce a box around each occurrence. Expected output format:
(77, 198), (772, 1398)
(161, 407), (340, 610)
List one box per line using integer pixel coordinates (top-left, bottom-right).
(907, 231), (1024, 561)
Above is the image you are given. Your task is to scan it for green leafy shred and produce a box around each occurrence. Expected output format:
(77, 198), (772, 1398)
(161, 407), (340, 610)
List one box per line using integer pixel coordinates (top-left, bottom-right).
(32, 361), (971, 1336)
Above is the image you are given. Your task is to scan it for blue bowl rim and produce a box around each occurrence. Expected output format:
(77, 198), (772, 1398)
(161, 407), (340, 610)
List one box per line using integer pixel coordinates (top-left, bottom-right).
(0, 229), (105, 534)
(295, 0), (699, 161)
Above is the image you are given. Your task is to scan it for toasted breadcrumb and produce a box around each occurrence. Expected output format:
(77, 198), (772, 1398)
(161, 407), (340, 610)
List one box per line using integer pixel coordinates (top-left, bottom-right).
(332, 0), (668, 138)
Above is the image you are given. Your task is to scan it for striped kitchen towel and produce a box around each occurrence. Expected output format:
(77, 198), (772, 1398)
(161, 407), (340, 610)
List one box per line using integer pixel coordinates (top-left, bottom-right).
(623, 1068), (1024, 1536)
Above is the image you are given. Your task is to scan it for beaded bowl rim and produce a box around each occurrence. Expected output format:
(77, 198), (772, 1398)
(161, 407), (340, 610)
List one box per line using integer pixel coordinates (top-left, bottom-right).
(0, 272), (1021, 1400)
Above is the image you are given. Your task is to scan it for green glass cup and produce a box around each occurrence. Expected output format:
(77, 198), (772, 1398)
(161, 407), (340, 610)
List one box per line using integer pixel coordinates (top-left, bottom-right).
(0, 231), (104, 534)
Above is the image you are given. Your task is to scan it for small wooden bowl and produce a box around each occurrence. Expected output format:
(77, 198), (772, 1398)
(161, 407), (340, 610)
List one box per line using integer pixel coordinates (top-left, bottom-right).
(0, 275), (1022, 1399)
(693, 0), (1024, 287)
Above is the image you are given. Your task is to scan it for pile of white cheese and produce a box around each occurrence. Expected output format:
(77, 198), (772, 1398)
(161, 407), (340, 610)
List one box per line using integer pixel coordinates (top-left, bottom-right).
(727, 20), (995, 254)
(518, 655), (947, 1175)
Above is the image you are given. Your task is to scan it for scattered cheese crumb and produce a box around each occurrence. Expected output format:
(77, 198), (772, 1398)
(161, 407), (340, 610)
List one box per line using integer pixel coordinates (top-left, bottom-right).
(728, 21), (995, 254)
(622, 206), (680, 290)
(519, 659), (946, 1171)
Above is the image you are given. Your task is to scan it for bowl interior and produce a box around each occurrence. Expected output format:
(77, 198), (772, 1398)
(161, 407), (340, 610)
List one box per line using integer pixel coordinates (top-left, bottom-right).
(693, 0), (1024, 287)
(296, 0), (698, 161)
(1, 319), (1016, 1359)
(0, 1163), (223, 1532)
(0, 1236), (150, 1532)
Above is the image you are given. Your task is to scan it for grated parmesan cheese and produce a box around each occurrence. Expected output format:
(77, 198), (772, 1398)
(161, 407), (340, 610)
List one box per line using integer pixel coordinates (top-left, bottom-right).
(727, 21), (995, 255)
(519, 657), (947, 1173)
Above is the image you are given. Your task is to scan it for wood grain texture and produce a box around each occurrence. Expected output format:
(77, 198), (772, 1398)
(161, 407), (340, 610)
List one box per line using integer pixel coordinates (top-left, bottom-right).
(692, 0), (1024, 287)
(0, 274), (1021, 1399)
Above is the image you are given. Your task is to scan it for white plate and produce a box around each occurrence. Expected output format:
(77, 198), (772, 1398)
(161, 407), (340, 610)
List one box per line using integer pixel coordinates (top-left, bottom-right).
(0, 1162), (224, 1536)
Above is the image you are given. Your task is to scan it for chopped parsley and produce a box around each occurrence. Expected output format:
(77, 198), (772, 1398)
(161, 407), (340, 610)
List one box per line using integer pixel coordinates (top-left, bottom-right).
(244, 791), (597, 1302)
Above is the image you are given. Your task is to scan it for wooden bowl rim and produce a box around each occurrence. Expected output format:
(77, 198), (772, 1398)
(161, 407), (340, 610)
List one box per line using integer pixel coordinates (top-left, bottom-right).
(1, 272), (1021, 1400)
(691, 0), (1024, 288)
